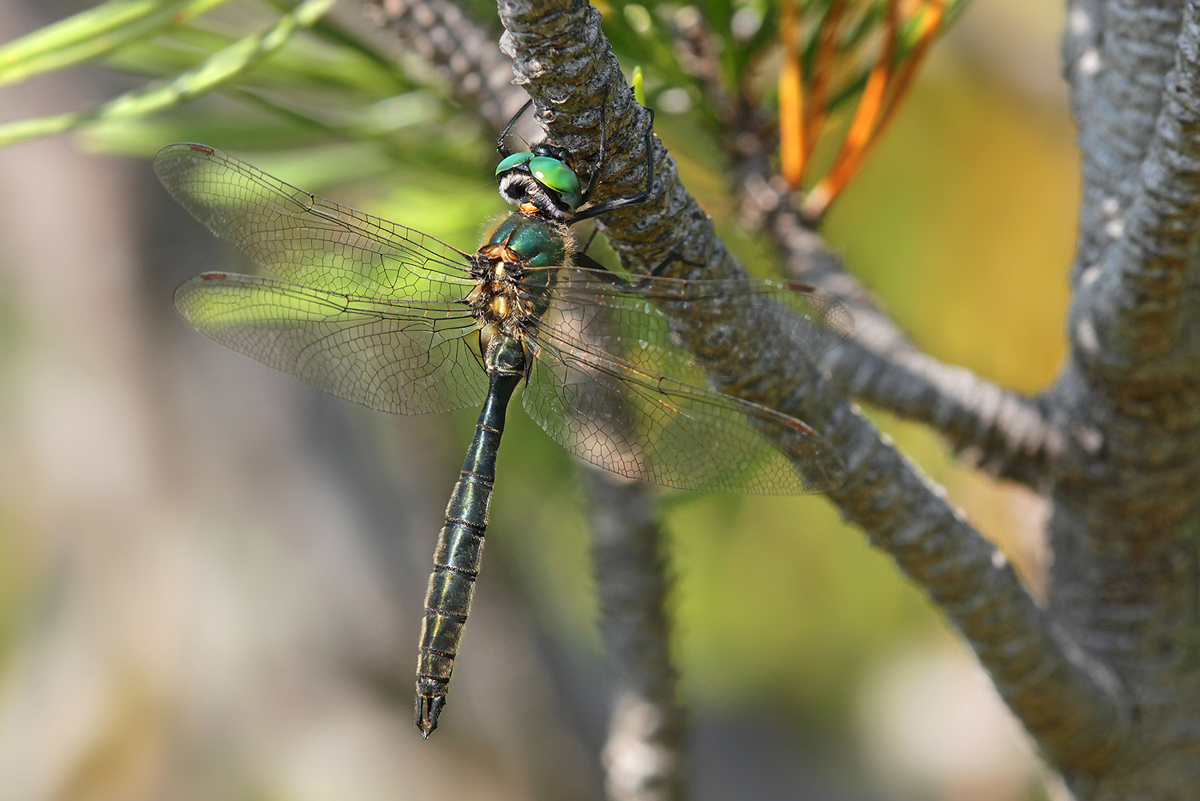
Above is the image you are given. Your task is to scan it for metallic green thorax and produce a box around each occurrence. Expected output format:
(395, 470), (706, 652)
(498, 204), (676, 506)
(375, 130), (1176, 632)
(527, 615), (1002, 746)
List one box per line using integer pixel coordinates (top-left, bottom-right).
(487, 213), (569, 269)
(474, 212), (570, 326)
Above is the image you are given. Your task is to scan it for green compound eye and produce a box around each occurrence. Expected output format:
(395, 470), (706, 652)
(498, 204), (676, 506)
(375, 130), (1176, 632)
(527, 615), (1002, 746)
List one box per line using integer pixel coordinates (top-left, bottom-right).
(529, 156), (582, 208)
(495, 152), (533, 176)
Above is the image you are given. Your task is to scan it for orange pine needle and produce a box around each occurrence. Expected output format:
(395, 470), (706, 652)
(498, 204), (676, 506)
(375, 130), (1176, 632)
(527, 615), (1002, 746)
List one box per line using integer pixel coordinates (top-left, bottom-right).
(872, 0), (946, 145)
(804, 0), (901, 219)
(803, 0), (845, 167)
(779, 0), (806, 189)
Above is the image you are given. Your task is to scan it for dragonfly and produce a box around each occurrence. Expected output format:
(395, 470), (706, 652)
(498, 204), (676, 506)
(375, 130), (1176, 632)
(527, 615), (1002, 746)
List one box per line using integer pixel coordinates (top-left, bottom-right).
(157, 107), (851, 737)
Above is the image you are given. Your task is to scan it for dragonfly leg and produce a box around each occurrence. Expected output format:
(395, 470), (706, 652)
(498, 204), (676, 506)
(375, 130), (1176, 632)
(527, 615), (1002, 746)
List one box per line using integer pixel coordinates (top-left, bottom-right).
(572, 245), (704, 290)
(497, 99), (535, 158)
(577, 96), (609, 206)
(568, 108), (657, 225)
(647, 249), (705, 278)
(576, 226), (601, 259)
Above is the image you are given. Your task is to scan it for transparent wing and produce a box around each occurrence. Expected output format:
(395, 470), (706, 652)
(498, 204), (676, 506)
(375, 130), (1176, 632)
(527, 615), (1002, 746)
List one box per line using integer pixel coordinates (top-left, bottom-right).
(532, 268), (851, 372)
(518, 269), (850, 494)
(175, 273), (486, 414)
(158, 143), (489, 414)
(154, 143), (477, 298)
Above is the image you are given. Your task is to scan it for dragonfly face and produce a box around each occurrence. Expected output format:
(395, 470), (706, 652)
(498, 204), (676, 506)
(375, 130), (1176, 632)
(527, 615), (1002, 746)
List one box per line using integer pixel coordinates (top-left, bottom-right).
(495, 143), (583, 220)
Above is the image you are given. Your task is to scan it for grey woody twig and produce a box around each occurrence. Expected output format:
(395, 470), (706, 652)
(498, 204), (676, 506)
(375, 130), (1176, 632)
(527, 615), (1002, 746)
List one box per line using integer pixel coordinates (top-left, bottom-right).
(740, 174), (1065, 489)
(584, 467), (686, 801)
(1076, 2), (1200, 372)
(669, 10), (1066, 490)
(1067, 1), (1183, 285)
(369, 0), (527, 129)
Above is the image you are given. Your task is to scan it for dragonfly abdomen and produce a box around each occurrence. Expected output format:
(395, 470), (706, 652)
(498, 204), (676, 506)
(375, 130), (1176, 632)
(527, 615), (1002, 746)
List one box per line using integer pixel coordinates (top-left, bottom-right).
(416, 369), (521, 737)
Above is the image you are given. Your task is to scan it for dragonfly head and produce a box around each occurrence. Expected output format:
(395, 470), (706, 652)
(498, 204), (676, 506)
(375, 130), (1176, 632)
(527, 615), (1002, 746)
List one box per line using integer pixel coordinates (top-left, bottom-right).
(496, 143), (582, 221)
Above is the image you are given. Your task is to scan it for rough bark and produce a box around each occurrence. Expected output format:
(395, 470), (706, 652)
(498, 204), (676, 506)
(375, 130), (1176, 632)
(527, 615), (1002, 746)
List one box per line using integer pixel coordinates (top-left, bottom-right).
(1047, 1), (1200, 797)
(584, 468), (686, 801)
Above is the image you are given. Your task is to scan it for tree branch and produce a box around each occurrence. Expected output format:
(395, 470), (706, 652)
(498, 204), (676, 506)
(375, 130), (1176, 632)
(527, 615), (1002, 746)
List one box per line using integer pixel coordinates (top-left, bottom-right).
(672, 15), (1065, 490)
(369, 0), (526, 129)
(584, 467), (686, 801)
(739, 173), (1065, 489)
(1063, 0), (1104, 118)
(1075, 0), (1200, 373)
(495, 0), (1133, 771)
(1051, 9), (1200, 792)
(1069, 0), (1182, 285)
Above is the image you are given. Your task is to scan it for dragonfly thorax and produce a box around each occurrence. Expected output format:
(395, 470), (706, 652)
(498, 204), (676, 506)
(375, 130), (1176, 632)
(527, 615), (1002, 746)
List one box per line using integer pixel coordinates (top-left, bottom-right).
(468, 248), (535, 378)
(468, 244), (526, 329)
(485, 211), (572, 267)
(468, 212), (570, 340)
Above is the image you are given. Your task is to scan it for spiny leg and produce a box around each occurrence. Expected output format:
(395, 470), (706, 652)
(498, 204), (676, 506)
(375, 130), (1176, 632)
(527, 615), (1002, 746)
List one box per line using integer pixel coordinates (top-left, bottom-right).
(645, 248), (706, 279)
(568, 108), (657, 225)
(574, 231), (706, 285)
(576, 226), (601, 261)
(576, 98), (608, 205)
(497, 99), (535, 158)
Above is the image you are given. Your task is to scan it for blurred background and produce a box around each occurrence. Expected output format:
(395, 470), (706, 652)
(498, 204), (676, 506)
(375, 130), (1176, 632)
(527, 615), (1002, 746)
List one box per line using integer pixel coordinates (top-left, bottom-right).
(0, 0), (1073, 799)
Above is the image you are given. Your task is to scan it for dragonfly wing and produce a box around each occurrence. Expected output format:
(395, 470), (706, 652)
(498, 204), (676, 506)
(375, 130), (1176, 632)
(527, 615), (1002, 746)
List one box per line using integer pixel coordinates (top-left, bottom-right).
(519, 270), (847, 494)
(537, 269), (852, 370)
(155, 143), (476, 299)
(176, 272), (486, 414)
